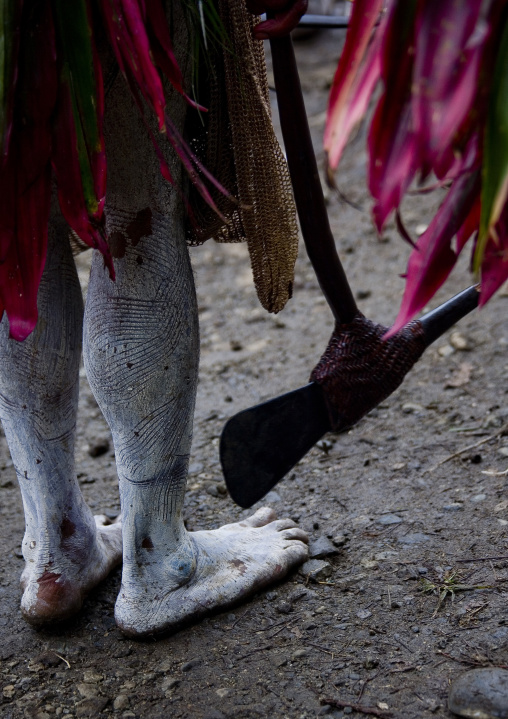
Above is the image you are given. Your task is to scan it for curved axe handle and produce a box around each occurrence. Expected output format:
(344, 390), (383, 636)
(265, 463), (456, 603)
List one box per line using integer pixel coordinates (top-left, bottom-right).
(269, 31), (358, 325)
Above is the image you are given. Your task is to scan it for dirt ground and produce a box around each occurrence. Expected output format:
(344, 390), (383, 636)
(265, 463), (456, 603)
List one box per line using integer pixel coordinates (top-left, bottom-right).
(1, 27), (508, 719)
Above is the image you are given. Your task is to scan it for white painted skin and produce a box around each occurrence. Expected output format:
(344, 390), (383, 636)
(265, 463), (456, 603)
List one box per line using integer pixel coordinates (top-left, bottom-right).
(0, 3), (308, 636)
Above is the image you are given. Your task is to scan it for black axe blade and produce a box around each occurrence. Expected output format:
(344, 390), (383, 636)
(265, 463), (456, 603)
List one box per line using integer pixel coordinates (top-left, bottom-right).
(220, 285), (479, 508)
(221, 382), (334, 508)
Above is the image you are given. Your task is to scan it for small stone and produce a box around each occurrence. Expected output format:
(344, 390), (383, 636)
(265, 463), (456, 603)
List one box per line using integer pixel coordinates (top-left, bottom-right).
(87, 438), (110, 458)
(206, 484), (219, 497)
(215, 688), (230, 699)
(472, 494), (487, 502)
(349, 673), (361, 681)
(356, 609), (372, 620)
(450, 331), (470, 351)
(364, 657), (379, 669)
(83, 670), (103, 683)
(299, 559), (332, 582)
(360, 557), (379, 569)
(230, 340), (243, 351)
(77, 683), (99, 700)
(181, 658), (201, 672)
(438, 344), (455, 357)
(308, 536), (338, 559)
(161, 677), (179, 692)
(75, 697), (109, 717)
(272, 654), (288, 668)
(3, 685), (15, 698)
(113, 695), (129, 711)
(499, 447), (508, 457)
(276, 600), (292, 614)
(376, 513), (403, 525)
(444, 503), (463, 512)
(332, 534), (348, 547)
(448, 668), (508, 718)
(318, 705), (333, 715)
(292, 649), (307, 660)
(402, 402), (424, 414)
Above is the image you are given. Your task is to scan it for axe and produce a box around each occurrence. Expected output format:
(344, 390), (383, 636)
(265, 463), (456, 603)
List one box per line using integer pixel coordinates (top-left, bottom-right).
(220, 31), (480, 508)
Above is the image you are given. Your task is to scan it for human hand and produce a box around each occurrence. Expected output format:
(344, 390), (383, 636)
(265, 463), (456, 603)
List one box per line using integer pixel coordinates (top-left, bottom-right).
(246, 0), (308, 39)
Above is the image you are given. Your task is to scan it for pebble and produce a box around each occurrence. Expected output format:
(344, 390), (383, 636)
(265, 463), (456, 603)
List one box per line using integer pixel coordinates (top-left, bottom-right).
(276, 600), (293, 615)
(308, 536), (338, 559)
(444, 503), (463, 511)
(181, 658), (201, 672)
(450, 331), (470, 351)
(161, 677), (179, 692)
(292, 649), (307, 660)
(299, 559), (332, 582)
(472, 494), (487, 502)
(215, 688), (230, 699)
(402, 402), (424, 413)
(113, 695), (130, 711)
(332, 534), (348, 547)
(76, 683), (99, 700)
(438, 344), (455, 357)
(448, 668), (508, 718)
(499, 447), (508, 457)
(376, 513), (403, 525)
(75, 697), (109, 717)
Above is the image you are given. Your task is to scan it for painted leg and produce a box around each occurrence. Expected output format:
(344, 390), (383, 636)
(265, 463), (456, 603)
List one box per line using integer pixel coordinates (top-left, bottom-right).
(0, 213), (122, 626)
(84, 223), (308, 638)
(81, 10), (308, 637)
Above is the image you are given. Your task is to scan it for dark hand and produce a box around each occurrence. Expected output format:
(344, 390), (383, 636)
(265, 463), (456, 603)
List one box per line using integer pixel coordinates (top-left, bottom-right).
(246, 0), (308, 39)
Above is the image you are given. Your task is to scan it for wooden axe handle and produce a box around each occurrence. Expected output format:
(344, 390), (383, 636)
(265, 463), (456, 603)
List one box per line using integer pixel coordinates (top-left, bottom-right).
(269, 32), (358, 325)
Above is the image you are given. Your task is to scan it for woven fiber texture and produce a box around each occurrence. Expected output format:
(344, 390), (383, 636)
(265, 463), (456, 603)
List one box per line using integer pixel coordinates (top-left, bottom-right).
(186, 0), (299, 314)
(310, 314), (427, 431)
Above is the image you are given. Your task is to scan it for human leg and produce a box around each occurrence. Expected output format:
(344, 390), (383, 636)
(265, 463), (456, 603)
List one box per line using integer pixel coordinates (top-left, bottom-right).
(82, 24), (308, 636)
(0, 210), (122, 626)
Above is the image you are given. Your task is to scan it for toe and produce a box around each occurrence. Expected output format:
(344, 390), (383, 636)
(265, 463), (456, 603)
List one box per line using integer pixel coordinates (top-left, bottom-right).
(242, 507), (277, 527)
(281, 527), (308, 542)
(273, 518), (298, 531)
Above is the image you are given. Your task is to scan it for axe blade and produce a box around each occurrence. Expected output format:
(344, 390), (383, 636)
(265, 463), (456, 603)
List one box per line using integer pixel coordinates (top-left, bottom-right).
(220, 383), (335, 508)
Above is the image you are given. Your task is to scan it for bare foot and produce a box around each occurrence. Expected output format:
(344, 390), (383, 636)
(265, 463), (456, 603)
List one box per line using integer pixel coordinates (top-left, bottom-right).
(20, 514), (123, 626)
(115, 507), (308, 638)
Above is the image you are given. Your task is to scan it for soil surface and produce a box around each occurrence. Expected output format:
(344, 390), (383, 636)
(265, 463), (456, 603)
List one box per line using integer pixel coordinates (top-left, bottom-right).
(1, 28), (508, 719)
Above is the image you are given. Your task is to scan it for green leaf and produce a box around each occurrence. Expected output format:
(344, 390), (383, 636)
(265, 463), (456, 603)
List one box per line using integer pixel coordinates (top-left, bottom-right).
(53, 0), (103, 217)
(476, 19), (508, 272)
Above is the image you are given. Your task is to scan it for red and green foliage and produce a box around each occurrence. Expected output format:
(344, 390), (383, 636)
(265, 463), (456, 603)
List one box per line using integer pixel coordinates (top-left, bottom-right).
(0, 0), (215, 341)
(325, 0), (508, 334)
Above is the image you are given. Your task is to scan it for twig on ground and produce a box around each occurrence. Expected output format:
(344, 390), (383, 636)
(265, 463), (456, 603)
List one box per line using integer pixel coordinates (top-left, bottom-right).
(357, 671), (380, 702)
(304, 641), (338, 657)
(427, 424), (508, 472)
(455, 555), (508, 563)
(436, 650), (508, 670)
(52, 652), (71, 669)
(237, 644), (273, 661)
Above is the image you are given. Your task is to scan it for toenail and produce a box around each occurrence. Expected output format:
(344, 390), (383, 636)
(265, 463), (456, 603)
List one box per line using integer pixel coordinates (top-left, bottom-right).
(29, 541), (36, 549)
